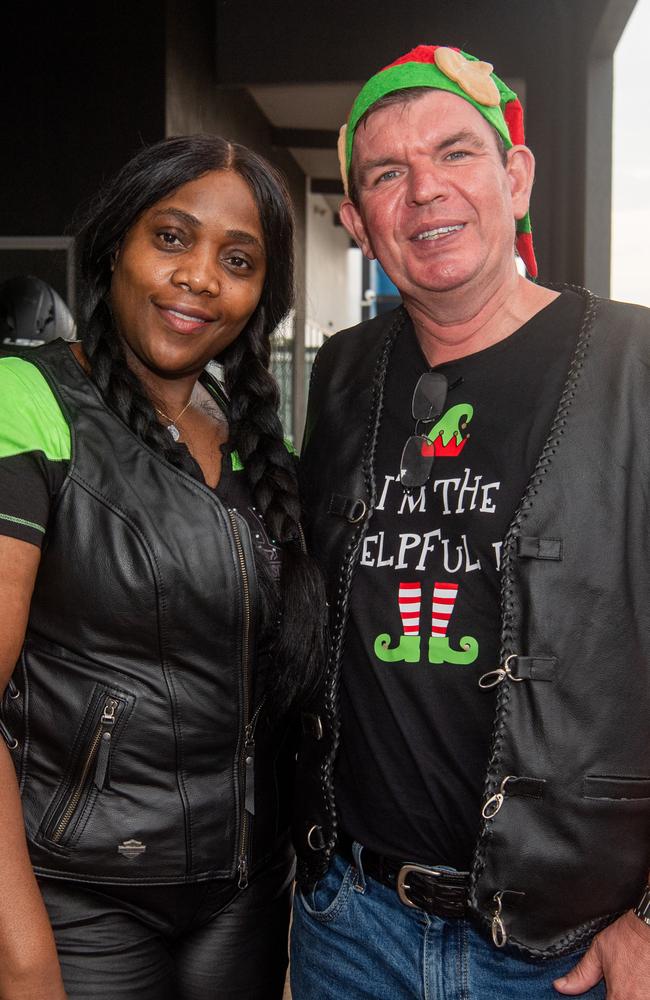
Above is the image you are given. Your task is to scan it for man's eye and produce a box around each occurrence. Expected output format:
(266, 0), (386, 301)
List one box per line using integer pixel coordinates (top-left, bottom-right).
(377, 169), (400, 183)
(445, 150), (470, 161)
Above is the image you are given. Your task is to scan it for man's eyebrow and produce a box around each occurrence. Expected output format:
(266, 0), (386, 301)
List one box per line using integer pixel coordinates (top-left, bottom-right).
(359, 128), (488, 180)
(436, 129), (487, 152)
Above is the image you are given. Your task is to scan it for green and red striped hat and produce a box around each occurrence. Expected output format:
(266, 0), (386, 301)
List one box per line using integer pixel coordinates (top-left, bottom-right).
(339, 44), (537, 278)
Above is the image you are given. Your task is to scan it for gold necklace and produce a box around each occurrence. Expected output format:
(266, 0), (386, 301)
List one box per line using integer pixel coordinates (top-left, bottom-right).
(154, 398), (192, 442)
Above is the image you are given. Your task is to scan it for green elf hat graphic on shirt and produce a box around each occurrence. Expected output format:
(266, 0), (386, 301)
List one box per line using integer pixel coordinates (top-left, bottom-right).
(338, 44), (537, 279)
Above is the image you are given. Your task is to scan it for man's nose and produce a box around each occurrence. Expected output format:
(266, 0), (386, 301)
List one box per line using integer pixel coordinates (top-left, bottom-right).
(406, 162), (448, 206)
(171, 247), (220, 296)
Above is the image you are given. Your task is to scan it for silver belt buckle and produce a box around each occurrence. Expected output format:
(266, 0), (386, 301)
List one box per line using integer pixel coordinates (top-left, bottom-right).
(396, 863), (442, 909)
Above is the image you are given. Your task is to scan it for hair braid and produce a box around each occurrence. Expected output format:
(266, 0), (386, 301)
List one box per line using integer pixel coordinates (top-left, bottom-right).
(81, 290), (188, 469)
(224, 312), (327, 711)
(225, 318), (300, 542)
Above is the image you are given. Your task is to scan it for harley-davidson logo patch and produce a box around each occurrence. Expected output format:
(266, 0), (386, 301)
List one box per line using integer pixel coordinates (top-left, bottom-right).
(117, 839), (146, 860)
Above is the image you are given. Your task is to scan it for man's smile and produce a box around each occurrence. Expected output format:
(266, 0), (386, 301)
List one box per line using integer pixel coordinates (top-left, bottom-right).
(411, 224), (465, 242)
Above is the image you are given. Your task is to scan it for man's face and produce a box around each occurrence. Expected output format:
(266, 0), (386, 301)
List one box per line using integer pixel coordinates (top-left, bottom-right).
(341, 90), (533, 301)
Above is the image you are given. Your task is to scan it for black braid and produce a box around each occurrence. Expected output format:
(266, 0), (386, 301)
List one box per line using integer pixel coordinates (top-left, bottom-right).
(81, 295), (188, 468)
(225, 309), (299, 541)
(224, 309), (327, 712)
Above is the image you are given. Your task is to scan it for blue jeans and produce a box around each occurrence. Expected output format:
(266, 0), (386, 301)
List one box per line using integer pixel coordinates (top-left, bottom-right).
(290, 849), (606, 1000)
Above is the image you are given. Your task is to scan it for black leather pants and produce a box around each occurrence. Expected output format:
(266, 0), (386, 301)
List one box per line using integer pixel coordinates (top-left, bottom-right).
(38, 840), (294, 1000)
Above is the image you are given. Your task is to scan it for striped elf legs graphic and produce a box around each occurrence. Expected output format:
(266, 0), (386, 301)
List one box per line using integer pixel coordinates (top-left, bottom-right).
(375, 581), (478, 664)
(398, 582), (422, 635)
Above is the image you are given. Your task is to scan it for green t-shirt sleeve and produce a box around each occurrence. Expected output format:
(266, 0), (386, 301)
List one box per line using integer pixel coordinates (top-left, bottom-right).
(0, 356), (70, 547)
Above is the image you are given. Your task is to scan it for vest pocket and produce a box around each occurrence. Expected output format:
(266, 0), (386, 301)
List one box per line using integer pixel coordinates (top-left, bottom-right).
(39, 686), (129, 850)
(583, 774), (650, 800)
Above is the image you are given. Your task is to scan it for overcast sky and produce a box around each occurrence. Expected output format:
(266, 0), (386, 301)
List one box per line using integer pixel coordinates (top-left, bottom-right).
(611, 0), (650, 305)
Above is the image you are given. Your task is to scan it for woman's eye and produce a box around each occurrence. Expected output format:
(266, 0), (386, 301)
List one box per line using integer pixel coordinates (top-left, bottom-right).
(157, 230), (185, 248)
(226, 254), (251, 270)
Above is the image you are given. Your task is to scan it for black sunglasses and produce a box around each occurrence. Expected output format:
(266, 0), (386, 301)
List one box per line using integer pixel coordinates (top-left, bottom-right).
(399, 372), (449, 491)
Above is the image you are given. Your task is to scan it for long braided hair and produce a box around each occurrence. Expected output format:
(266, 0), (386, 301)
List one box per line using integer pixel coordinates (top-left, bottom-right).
(75, 134), (326, 712)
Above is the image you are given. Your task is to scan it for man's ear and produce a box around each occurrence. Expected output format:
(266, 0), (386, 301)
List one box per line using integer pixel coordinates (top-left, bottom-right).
(339, 198), (376, 260)
(506, 145), (535, 221)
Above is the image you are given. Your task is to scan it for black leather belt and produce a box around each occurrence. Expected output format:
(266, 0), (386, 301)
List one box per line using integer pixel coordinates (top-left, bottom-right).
(337, 832), (469, 918)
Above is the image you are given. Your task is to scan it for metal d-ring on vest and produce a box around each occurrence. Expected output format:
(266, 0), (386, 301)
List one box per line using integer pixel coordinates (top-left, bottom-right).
(491, 891), (508, 947)
(478, 654), (525, 689)
(481, 775), (517, 819)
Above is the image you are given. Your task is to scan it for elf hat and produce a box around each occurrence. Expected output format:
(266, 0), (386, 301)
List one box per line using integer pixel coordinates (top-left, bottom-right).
(338, 44), (537, 279)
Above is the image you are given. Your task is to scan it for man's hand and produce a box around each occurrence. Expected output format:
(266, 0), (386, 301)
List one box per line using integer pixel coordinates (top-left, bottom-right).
(553, 910), (650, 998)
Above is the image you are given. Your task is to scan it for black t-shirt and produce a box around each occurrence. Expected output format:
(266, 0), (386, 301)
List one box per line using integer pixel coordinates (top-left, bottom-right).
(334, 289), (584, 869)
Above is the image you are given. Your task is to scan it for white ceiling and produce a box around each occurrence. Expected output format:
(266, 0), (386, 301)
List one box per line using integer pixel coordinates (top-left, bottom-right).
(249, 81), (362, 181)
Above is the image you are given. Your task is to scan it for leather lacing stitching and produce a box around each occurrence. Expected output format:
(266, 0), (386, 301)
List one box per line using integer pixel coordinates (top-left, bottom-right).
(317, 313), (405, 876)
(469, 287), (612, 956)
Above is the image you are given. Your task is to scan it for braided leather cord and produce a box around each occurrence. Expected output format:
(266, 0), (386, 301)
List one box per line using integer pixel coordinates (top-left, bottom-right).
(319, 312), (405, 869)
(469, 287), (613, 956)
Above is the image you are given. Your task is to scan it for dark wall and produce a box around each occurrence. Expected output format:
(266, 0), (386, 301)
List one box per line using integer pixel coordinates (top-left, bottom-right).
(215, 0), (584, 84)
(0, 3), (166, 237)
(167, 0), (308, 432)
(216, 0), (628, 291)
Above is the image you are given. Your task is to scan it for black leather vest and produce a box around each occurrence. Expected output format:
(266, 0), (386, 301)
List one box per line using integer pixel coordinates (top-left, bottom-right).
(2, 342), (290, 885)
(295, 289), (650, 956)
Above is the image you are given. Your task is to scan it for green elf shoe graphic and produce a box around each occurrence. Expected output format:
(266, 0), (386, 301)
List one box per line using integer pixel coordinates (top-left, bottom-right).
(428, 581), (478, 664)
(374, 581), (478, 665)
(374, 633), (422, 662)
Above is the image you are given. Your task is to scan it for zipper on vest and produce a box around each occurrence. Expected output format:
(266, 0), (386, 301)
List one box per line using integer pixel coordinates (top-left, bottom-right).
(239, 700), (265, 887)
(50, 696), (120, 844)
(227, 508), (256, 889)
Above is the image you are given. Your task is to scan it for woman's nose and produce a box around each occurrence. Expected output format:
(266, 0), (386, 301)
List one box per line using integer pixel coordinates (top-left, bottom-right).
(171, 248), (220, 296)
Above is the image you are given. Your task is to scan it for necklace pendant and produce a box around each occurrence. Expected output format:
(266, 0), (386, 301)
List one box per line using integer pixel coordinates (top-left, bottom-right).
(167, 423), (180, 442)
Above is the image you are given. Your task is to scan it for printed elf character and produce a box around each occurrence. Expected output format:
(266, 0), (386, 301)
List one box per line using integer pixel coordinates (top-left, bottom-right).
(375, 581), (479, 664)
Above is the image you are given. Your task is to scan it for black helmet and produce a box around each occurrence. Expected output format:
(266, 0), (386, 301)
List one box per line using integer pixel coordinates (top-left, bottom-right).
(0, 275), (76, 348)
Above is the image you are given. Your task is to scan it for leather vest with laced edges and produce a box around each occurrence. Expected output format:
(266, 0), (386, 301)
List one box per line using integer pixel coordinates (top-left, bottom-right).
(295, 290), (650, 956)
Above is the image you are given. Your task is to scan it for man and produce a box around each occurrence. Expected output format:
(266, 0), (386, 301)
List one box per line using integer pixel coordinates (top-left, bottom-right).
(291, 44), (650, 998)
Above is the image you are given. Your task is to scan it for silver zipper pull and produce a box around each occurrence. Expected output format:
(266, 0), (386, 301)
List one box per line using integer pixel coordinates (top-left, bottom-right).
(238, 855), (249, 889)
(101, 698), (119, 725)
(244, 734), (255, 817)
(94, 731), (112, 790)
(94, 699), (119, 789)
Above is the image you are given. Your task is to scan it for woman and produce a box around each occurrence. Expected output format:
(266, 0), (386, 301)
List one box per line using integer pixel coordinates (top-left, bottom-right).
(0, 135), (325, 999)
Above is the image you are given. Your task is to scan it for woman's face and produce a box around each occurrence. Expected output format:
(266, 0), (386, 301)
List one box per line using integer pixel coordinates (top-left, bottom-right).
(110, 169), (267, 379)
